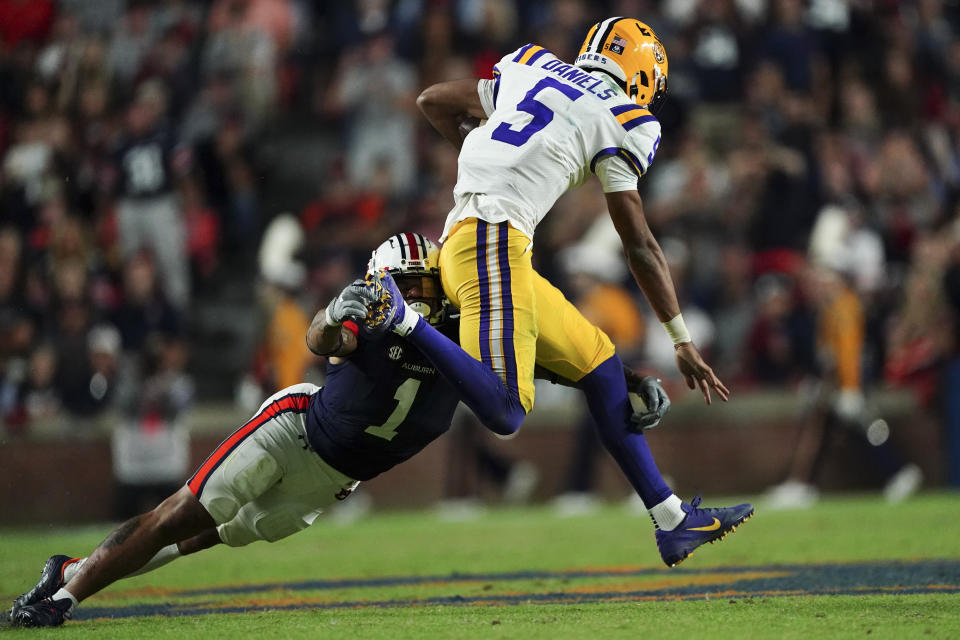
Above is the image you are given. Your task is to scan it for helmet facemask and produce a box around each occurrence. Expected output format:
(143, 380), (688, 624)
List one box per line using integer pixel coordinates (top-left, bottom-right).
(391, 273), (445, 325)
(367, 233), (450, 326)
(627, 65), (668, 111)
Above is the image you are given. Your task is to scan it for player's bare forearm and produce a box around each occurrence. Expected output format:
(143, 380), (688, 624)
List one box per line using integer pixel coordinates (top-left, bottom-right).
(606, 190), (729, 403)
(625, 241), (681, 322)
(606, 190), (681, 322)
(306, 309), (357, 357)
(417, 79), (486, 150)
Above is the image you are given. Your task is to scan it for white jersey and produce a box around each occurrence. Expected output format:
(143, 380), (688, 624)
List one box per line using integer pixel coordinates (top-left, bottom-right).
(441, 43), (662, 242)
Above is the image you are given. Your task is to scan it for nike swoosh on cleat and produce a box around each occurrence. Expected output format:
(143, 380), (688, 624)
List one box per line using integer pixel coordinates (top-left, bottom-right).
(687, 517), (721, 532)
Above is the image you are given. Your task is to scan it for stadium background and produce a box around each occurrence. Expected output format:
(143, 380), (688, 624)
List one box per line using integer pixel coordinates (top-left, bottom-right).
(0, 0), (959, 525)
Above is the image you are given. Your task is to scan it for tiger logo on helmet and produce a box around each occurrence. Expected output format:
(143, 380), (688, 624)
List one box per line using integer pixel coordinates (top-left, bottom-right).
(574, 17), (668, 110)
(367, 233), (451, 326)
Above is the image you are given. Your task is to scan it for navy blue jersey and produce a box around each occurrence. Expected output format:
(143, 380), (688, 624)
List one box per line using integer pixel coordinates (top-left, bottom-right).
(305, 322), (461, 481)
(114, 126), (178, 199)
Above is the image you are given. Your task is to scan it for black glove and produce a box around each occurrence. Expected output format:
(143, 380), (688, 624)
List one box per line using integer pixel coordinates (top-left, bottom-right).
(326, 279), (377, 326)
(628, 376), (671, 430)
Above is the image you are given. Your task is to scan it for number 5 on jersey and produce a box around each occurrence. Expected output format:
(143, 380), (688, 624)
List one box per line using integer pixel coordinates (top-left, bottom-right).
(491, 77), (583, 147)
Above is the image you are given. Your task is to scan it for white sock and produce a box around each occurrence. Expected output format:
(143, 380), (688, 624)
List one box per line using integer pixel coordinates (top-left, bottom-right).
(51, 588), (78, 610)
(648, 494), (685, 531)
(128, 544), (182, 578)
(63, 558), (86, 583)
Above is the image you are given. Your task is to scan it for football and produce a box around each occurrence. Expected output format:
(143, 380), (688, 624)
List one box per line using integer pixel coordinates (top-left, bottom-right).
(628, 391), (647, 414)
(458, 115), (482, 139)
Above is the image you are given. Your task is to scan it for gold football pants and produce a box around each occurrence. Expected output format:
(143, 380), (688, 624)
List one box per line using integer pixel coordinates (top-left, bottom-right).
(439, 218), (616, 412)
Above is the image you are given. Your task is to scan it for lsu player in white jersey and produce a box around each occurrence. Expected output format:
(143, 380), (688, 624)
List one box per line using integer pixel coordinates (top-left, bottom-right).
(424, 18), (725, 408)
(358, 17), (753, 568)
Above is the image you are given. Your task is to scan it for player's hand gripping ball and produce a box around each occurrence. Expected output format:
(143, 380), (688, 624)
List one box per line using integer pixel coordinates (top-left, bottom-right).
(628, 377), (671, 430)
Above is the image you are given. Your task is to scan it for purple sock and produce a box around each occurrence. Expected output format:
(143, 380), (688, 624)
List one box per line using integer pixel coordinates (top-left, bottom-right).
(578, 354), (673, 507)
(406, 319), (525, 435)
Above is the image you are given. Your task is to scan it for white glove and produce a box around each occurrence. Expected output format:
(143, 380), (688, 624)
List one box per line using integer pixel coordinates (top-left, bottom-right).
(325, 279), (377, 326)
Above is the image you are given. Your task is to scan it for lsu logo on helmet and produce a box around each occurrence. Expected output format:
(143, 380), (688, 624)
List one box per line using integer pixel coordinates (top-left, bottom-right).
(574, 17), (668, 109)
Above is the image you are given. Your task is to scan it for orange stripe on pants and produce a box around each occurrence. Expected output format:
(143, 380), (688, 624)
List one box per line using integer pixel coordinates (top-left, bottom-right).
(187, 394), (311, 497)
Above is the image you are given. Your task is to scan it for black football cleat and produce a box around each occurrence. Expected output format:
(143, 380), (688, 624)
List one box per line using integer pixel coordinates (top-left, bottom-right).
(12, 597), (73, 628)
(10, 555), (80, 614)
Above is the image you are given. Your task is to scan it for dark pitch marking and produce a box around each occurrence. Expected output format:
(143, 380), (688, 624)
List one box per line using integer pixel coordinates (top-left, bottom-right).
(73, 560), (960, 621)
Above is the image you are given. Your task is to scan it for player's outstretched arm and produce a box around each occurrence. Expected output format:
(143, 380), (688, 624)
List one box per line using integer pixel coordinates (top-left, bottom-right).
(605, 189), (729, 404)
(417, 79), (487, 150)
(365, 271), (525, 436)
(306, 280), (371, 358)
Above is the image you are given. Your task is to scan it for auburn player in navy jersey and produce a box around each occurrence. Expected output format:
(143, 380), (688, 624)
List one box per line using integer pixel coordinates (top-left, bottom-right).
(9, 233), (668, 628)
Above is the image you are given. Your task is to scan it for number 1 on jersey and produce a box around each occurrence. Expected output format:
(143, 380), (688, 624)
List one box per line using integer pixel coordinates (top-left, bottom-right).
(365, 378), (421, 441)
(491, 77), (583, 147)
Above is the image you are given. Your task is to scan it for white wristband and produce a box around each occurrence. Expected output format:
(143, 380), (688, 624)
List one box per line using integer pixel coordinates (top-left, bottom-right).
(393, 303), (421, 337)
(661, 313), (691, 345)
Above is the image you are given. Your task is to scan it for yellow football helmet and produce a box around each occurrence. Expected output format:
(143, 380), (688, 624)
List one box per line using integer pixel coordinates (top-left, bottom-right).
(574, 17), (668, 109)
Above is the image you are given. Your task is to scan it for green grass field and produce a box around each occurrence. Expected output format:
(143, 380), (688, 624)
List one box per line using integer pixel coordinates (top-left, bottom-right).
(2, 492), (959, 638)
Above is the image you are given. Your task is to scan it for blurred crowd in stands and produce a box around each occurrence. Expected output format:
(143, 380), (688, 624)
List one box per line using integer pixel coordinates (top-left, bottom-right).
(0, 0), (958, 490)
